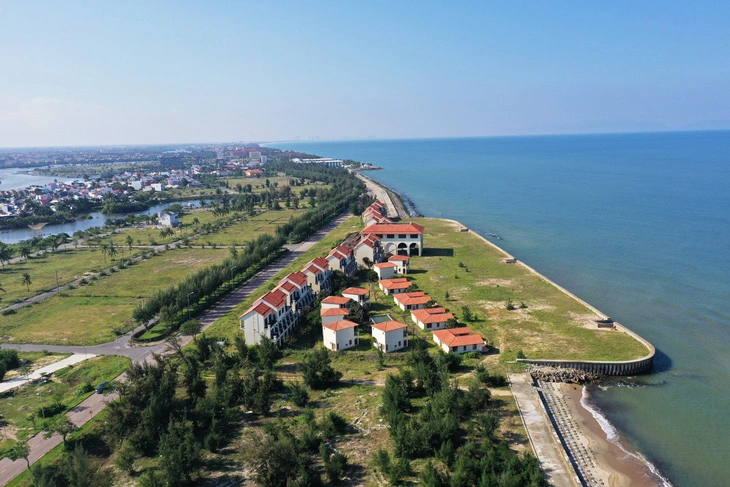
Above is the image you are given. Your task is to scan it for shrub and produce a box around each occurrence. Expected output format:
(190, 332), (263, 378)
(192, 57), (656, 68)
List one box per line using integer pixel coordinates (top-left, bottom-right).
(2, 308), (17, 316)
(505, 299), (516, 311)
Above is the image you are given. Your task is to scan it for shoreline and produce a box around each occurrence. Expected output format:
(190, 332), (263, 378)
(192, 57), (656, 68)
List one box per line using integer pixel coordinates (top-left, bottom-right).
(356, 166), (667, 486)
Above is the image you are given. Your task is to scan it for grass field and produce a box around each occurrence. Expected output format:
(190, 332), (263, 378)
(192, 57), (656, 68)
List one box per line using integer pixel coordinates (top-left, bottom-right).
(405, 218), (649, 363)
(222, 176), (331, 195)
(0, 249), (133, 306)
(0, 248), (228, 344)
(188, 208), (307, 247)
(0, 355), (130, 441)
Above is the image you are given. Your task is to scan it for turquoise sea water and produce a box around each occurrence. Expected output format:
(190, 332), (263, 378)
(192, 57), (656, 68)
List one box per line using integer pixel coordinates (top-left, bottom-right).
(277, 131), (730, 487)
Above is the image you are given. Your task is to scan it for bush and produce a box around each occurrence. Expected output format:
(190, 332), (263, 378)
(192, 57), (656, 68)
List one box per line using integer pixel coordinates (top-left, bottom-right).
(1, 308), (17, 316)
(505, 299), (516, 311)
(77, 382), (94, 395)
(288, 382), (309, 407)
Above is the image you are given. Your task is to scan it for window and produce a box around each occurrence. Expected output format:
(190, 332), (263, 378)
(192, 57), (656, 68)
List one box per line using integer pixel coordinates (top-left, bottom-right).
(386, 344), (389, 351)
(398, 234), (406, 238)
(398, 341), (401, 347)
(410, 234), (418, 238)
(472, 345), (477, 350)
(426, 323), (431, 329)
(386, 234), (394, 239)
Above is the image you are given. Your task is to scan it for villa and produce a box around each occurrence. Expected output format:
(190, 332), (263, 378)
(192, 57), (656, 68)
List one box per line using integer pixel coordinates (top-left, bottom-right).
(322, 319), (359, 351)
(411, 307), (454, 330)
(321, 295), (351, 310)
(360, 222), (424, 256)
(393, 291), (432, 311)
(321, 307), (350, 325)
(240, 288), (294, 347)
(303, 257), (332, 295)
(158, 210), (179, 227)
(388, 255), (410, 274)
(373, 261), (397, 280)
(379, 277), (411, 295)
(342, 287), (370, 306)
(326, 244), (357, 276)
(432, 327), (484, 354)
(353, 234), (384, 267)
(372, 320), (409, 353)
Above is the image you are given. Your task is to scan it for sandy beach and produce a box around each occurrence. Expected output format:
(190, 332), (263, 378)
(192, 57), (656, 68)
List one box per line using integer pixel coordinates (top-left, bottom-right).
(543, 381), (670, 487)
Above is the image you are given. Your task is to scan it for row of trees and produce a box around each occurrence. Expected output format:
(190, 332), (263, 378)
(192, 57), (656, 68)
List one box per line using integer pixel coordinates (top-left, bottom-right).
(377, 340), (548, 486)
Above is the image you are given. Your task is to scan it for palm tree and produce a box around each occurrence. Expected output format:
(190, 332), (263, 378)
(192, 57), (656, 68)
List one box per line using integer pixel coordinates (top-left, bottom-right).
(126, 235), (134, 251)
(21, 273), (32, 292)
(100, 243), (109, 263)
(56, 233), (71, 252)
(108, 242), (118, 261)
(0, 242), (11, 268)
(19, 244), (32, 261)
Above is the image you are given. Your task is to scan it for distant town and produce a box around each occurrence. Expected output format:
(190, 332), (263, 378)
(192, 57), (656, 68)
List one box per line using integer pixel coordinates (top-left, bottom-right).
(0, 144), (372, 229)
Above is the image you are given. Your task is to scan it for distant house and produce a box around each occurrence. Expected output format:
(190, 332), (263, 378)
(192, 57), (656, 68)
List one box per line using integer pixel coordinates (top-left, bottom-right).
(342, 287), (369, 306)
(321, 295), (351, 310)
(373, 262), (397, 280)
(322, 319), (359, 351)
(353, 235), (384, 267)
(432, 327), (484, 354)
(245, 169), (263, 177)
(326, 245), (357, 276)
(158, 211), (179, 227)
(393, 291), (431, 311)
(379, 277), (411, 295)
(151, 183), (165, 192)
(411, 307), (454, 331)
(372, 320), (409, 353)
(360, 222), (424, 256)
(303, 257), (332, 295)
(388, 255), (410, 274)
(320, 307), (350, 325)
(240, 289), (293, 347)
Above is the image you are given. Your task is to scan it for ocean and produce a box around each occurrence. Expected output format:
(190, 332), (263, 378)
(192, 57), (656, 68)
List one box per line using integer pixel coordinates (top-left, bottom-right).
(276, 131), (730, 487)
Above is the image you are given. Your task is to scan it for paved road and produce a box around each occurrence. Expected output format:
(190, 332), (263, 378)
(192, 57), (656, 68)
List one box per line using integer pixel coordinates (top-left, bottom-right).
(0, 213), (351, 486)
(0, 353), (98, 394)
(508, 373), (580, 487)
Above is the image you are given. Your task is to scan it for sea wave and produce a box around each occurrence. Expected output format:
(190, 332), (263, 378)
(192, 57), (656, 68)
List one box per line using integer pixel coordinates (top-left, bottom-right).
(580, 386), (674, 487)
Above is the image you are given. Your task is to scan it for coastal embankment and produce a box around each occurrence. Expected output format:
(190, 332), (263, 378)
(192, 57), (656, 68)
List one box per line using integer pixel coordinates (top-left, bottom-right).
(355, 172), (410, 219)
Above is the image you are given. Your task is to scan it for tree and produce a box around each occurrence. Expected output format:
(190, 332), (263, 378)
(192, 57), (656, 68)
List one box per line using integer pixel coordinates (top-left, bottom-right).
(100, 243), (108, 263)
(158, 418), (201, 486)
(108, 242), (118, 261)
(62, 444), (113, 487)
(288, 382), (309, 407)
(7, 440), (31, 468)
(19, 243), (32, 261)
(300, 347), (342, 389)
(21, 272), (32, 292)
(0, 242), (11, 268)
(180, 319), (202, 337)
(44, 417), (78, 446)
(126, 234), (134, 250)
(461, 306), (473, 322)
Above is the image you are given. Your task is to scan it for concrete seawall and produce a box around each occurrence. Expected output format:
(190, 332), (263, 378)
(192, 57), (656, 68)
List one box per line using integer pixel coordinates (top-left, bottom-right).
(437, 218), (656, 376)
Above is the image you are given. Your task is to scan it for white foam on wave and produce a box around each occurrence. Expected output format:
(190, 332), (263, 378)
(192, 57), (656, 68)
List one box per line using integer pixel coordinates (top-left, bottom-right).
(580, 386), (674, 487)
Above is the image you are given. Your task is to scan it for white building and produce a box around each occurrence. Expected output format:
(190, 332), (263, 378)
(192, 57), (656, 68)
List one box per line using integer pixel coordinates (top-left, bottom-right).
(240, 288), (294, 347)
(373, 262), (397, 280)
(321, 295), (351, 310)
(303, 257), (332, 295)
(158, 211), (179, 227)
(353, 235), (384, 267)
(388, 255), (410, 274)
(321, 307), (350, 325)
(326, 244), (357, 277)
(379, 277), (411, 295)
(372, 320), (409, 353)
(411, 307), (454, 331)
(393, 291), (431, 312)
(342, 287), (369, 306)
(432, 327), (484, 354)
(151, 183), (165, 192)
(360, 222), (424, 257)
(322, 319), (359, 351)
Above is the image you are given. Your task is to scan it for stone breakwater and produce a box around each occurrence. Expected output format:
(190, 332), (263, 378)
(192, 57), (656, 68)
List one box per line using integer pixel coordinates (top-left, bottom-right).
(529, 366), (602, 384)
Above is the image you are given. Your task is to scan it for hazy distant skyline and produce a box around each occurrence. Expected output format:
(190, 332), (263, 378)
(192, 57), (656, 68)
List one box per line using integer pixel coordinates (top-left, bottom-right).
(1, 1), (729, 147)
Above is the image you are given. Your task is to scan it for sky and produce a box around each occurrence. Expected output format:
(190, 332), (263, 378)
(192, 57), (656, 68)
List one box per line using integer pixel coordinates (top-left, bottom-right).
(1, 1), (729, 147)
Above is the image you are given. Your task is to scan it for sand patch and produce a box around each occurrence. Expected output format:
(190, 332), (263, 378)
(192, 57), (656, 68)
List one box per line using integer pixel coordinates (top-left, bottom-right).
(476, 278), (519, 288)
(569, 311), (604, 329)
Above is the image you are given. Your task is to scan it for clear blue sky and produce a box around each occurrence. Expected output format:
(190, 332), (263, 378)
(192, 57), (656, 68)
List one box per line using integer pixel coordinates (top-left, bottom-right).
(1, 1), (729, 147)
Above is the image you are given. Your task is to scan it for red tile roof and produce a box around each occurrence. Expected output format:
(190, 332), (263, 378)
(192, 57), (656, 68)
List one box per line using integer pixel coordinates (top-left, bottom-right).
(372, 320), (407, 332)
(374, 262), (397, 268)
(279, 281), (296, 293)
(261, 289), (287, 309)
(388, 255), (410, 261)
(322, 296), (351, 305)
(379, 278), (411, 290)
(432, 327), (483, 347)
(342, 287), (368, 296)
(394, 293), (432, 306)
(311, 257), (330, 269)
(360, 223), (425, 235)
(323, 319), (359, 331)
(411, 307), (447, 321)
(242, 301), (275, 318)
(284, 271), (308, 287)
(420, 312), (454, 324)
(321, 308), (350, 317)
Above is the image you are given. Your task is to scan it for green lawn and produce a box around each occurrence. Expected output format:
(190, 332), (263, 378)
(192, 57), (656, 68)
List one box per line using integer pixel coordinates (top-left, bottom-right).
(188, 208), (307, 247)
(0, 249), (133, 306)
(404, 218), (649, 362)
(0, 248), (228, 345)
(0, 355), (130, 441)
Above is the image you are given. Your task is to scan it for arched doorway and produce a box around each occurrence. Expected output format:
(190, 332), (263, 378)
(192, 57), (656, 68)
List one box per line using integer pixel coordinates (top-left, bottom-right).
(409, 242), (420, 256)
(397, 243), (408, 256)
